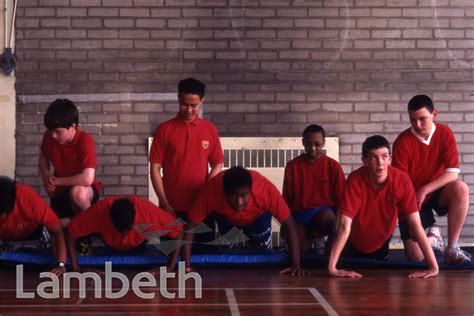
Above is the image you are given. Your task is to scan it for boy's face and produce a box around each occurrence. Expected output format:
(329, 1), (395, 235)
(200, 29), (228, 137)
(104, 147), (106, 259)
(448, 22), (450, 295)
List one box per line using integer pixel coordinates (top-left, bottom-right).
(409, 107), (437, 139)
(178, 93), (203, 122)
(362, 147), (391, 185)
(225, 186), (251, 211)
(50, 124), (76, 145)
(302, 132), (325, 161)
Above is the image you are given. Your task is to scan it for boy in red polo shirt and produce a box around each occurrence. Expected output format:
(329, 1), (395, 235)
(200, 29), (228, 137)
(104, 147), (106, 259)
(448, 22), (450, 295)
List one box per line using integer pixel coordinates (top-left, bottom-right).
(0, 176), (67, 276)
(149, 78), (223, 240)
(39, 99), (102, 220)
(393, 94), (470, 265)
(283, 124), (345, 255)
(179, 166), (308, 277)
(65, 196), (183, 272)
(328, 136), (438, 279)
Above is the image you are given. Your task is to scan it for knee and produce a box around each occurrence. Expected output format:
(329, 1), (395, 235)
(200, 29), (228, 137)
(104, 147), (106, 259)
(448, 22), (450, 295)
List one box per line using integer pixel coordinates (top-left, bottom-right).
(69, 186), (90, 205)
(451, 180), (469, 201)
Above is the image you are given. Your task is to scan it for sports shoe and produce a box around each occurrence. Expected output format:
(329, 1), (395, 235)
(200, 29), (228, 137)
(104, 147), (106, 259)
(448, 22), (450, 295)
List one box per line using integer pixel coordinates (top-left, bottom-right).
(1, 240), (14, 252)
(444, 246), (472, 265)
(427, 226), (445, 255)
(313, 237), (326, 256)
(77, 236), (92, 256)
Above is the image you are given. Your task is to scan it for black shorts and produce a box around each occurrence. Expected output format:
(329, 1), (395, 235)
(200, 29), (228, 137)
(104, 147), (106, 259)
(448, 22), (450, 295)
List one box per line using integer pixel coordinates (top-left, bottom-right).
(343, 236), (391, 261)
(399, 187), (449, 241)
(51, 185), (100, 219)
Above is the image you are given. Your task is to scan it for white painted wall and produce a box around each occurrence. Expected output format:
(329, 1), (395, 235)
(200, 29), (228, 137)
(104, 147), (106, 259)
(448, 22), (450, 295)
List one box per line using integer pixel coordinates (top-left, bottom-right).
(0, 0), (16, 177)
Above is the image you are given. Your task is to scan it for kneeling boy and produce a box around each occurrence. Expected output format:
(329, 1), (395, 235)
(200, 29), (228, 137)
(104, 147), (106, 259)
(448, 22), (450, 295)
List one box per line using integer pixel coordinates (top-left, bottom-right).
(283, 124), (345, 254)
(328, 136), (438, 279)
(65, 196), (182, 272)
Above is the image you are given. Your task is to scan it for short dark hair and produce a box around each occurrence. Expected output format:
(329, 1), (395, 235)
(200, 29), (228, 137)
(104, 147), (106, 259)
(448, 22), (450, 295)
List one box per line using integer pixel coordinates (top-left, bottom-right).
(44, 98), (79, 130)
(178, 78), (206, 99)
(223, 166), (252, 194)
(0, 176), (16, 215)
(407, 94), (434, 113)
(109, 198), (136, 233)
(303, 124), (326, 138)
(362, 135), (391, 158)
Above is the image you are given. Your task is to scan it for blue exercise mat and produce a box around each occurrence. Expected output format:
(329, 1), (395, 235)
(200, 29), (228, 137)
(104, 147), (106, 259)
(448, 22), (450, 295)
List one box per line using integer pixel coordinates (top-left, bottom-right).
(1, 246), (473, 269)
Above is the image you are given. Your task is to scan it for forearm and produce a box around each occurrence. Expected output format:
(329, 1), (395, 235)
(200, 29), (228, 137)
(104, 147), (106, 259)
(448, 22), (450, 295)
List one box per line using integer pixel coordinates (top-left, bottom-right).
(54, 169), (95, 187)
(38, 155), (51, 178)
(282, 216), (301, 267)
(65, 228), (80, 271)
(150, 163), (172, 209)
(408, 215), (439, 272)
(328, 218), (351, 271)
(420, 172), (459, 195)
(52, 226), (67, 263)
(208, 163), (223, 180)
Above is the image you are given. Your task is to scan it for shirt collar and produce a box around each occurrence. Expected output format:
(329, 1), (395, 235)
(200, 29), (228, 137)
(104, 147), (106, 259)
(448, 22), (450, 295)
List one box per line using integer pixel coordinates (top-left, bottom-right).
(175, 113), (200, 126)
(410, 123), (436, 145)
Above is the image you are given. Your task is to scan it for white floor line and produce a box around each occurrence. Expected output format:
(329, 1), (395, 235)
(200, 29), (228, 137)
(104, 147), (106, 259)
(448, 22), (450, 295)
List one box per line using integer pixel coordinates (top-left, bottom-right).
(225, 288), (240, 316)
(308, 287), (338, 316)
(0, 286), (313, 292)
(0, 303), (322, 308)
(75, 281), (95, 305)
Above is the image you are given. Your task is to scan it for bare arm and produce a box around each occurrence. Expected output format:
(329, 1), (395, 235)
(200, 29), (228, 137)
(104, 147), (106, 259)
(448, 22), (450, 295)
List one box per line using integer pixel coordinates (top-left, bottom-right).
(328, 214), (362, 278)
(53, 168), (95, 187)
(49, 224), (67, 276)
(150, 162), (175, 215)
(39, 154), (55, 195)
(208, 163), (223, 180)
(406, 212), (439, 278)
(279, 216), (308, 276)
(64, 228), (80, 272)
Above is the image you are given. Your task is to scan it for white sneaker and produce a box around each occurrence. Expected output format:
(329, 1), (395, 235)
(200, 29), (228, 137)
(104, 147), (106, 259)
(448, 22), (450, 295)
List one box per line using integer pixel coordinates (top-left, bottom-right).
(427, 226), (445, 255)
(444, 246), (472, 265)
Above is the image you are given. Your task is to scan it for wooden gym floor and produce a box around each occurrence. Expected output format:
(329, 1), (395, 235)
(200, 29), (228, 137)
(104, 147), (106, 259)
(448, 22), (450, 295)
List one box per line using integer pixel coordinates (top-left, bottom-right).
(0, 266), (473, 315)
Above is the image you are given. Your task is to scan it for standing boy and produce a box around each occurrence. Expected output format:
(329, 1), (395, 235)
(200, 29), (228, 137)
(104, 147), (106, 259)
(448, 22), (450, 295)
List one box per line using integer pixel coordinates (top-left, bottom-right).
(328, 136), (438, 279)
(39, 98), (101, 220)
(149, 78), (223, 239)
(283, 124), (345, 254)
(393, 94), (470, 265)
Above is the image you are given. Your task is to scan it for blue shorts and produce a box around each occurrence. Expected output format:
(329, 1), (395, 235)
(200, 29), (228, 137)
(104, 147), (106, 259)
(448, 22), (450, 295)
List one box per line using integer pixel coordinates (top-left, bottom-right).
(214, 212), (273, 248)
(292, 206), (334, 225)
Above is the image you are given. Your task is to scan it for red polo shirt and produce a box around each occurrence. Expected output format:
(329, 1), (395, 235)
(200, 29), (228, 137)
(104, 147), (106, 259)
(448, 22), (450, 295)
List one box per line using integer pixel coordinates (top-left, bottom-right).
(149, 114), (223, 212)
(40, 128), (102, 196)
(393, 123), (459, 192)
(67, 196), (182, 251)
(189, 170), (290, 227)
(0, 183), (60, 240)
(283, 154), (345, 212)
(341, 166), (418, 253)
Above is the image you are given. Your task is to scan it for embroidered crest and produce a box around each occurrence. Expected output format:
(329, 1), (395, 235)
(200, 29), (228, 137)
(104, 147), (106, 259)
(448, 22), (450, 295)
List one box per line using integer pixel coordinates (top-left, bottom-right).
(202, 140), (209, 149)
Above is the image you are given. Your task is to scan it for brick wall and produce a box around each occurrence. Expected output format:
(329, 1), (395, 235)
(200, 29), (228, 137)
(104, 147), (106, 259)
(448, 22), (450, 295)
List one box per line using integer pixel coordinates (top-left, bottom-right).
(14, 1), (474, 241)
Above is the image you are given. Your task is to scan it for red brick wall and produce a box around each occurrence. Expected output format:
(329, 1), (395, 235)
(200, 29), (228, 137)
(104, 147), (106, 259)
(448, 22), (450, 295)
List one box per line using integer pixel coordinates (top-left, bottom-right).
(14, 0), (474, 237)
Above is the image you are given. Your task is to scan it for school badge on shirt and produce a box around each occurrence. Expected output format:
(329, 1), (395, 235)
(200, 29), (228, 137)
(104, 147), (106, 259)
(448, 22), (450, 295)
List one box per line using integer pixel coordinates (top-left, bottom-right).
(202, 140), (209, 149)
